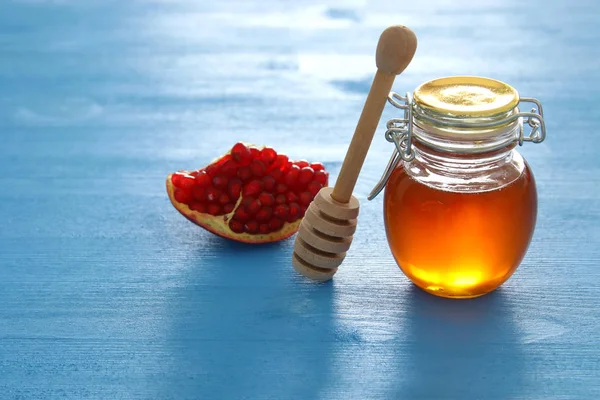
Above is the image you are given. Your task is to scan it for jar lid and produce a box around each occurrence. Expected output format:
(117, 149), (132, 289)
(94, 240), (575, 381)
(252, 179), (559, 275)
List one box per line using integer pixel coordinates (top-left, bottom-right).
(413, 76), (520, 118)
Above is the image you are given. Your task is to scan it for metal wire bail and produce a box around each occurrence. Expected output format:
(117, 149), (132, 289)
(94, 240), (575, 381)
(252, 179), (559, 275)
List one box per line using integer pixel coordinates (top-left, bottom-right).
(517, 97), (545, 145)
(386, 92), (415, 162)
(368, 92), (413, 200)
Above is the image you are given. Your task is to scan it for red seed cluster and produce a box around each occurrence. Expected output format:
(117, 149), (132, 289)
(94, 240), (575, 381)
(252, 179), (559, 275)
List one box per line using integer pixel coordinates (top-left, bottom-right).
(171, 142), (329, 235)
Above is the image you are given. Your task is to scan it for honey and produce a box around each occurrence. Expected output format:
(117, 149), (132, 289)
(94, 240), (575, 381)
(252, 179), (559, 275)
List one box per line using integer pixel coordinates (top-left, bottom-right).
(384, 156), (537, 298)
(370, 76), (546, 298)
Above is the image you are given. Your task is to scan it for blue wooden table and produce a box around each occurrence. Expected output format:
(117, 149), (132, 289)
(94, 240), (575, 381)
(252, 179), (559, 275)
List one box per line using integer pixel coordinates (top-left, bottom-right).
(1, 0), (599, 398)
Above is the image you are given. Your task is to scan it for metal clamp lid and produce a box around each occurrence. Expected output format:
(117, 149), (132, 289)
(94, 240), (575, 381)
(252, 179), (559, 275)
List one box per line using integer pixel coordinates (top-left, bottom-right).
(367, 92), (546, 201)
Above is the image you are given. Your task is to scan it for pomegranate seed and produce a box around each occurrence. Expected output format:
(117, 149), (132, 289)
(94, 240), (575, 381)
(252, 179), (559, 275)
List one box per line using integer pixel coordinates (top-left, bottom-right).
(247, 199), (262, 215)
(275, 194), (286, 204)
(276, 183), (287, 194)
(299, 191), (313, 206)
(206, 187), (221, 202)
(174, 189), (192, 204)
(195, 171), (211, 187)
(284, 165), (301, 187)
(242, 196), (255, 207)
(192, 186), (207, 201)
(228, 178), (242, 199)
(258, 192), (275, 207)
(190, 202), (207, 213)
(171, 172), (185, 188)
(237, 166), (252, 181)
(206, 164), (219, 177)
(282, 161), (293, 172)
(262, 176), (276, 192)
(286, 191), (299, 203)
(249, 147), (261, 159)
(268, 168), (283, 181)
(273, 155), (288, 170)
(259, 224), (270, 234)
(274, 204), (289, 219)
(260, 147), (277, 166)
(231, 142), (252, 165)
(229, 220), (245, 233)
(221, 159), (238, 177)
(250, 159), (266, 178)
(178, 175), (195, 189)
(308, 181), (322, 196)
(314, 170), (328, 185)
(219, 193), (231, 205)
(288, 202), (301, 222)
(269, 218), (284, 231)
(256, 207), (272, 222)
(245, 220), (259, 234)
(189, 171), (200, 178)
(298, 167), (314, 185)
(212, 175), (228, 189)
(215, 154), (231, 167)
(310, 162), (325, 171)
(243, 180), (263, 197)
(234, 207), (251, 222)
(296, 160), (309, 168)
(207, 203), (222, 215)
(299, 205), (307, 217)
(223, 203), (235, 214)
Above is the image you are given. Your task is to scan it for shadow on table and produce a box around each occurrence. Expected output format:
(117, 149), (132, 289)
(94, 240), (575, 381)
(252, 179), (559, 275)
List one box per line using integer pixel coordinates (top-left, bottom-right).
(158, 235), (337, 399)
(394, 285), (529, 400)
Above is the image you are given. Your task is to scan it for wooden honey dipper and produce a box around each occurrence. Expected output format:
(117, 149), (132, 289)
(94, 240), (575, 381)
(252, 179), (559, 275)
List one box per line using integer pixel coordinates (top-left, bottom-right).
(292, 25), (418, 281)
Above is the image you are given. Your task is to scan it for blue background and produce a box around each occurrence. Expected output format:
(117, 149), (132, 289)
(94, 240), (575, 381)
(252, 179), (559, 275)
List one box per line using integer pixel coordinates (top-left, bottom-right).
(1, 0), (599, 398)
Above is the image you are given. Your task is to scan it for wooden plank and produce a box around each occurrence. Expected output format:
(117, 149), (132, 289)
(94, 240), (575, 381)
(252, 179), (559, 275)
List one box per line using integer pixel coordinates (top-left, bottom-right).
(0, 0), (598, 398)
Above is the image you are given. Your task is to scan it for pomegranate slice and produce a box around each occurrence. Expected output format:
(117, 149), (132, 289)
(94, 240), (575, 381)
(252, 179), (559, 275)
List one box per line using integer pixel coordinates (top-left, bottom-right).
(166, 142), (329, 244)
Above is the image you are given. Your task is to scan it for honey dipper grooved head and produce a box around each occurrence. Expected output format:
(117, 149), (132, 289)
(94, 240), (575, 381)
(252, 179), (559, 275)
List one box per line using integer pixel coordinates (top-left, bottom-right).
(376, 25), (418, 75)
(292, 253), (338, 282)
(292, 187), (359, 282)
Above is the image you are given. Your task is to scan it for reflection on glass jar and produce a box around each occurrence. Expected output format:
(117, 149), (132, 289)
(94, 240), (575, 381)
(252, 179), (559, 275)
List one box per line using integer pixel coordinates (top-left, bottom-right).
(371, 76), (546, 298)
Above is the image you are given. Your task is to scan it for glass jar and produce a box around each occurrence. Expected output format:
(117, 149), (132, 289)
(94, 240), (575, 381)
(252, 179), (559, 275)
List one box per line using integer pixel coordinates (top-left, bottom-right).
(369, 76), (546, 299)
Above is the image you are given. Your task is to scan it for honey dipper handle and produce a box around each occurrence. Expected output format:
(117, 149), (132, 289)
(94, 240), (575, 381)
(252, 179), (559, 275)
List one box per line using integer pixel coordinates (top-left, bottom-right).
(331, 70), (395, 203)
(331, 25), (417, 204)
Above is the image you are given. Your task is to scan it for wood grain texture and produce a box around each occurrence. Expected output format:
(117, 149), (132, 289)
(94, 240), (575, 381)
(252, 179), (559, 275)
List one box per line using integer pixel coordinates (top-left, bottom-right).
(0, 0), (599, 399)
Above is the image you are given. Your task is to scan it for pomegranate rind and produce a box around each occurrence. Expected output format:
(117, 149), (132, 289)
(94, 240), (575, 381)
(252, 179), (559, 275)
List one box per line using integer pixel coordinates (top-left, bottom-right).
(166, 174), (301, 244)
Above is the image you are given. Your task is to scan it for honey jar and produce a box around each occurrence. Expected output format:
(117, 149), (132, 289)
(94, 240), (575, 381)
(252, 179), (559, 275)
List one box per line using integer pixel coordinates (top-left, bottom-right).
(369, 76), (546, 298)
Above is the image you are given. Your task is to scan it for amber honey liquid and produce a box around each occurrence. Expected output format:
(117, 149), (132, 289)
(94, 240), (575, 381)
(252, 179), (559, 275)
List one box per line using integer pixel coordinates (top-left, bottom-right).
(384, 163), (537, 298)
